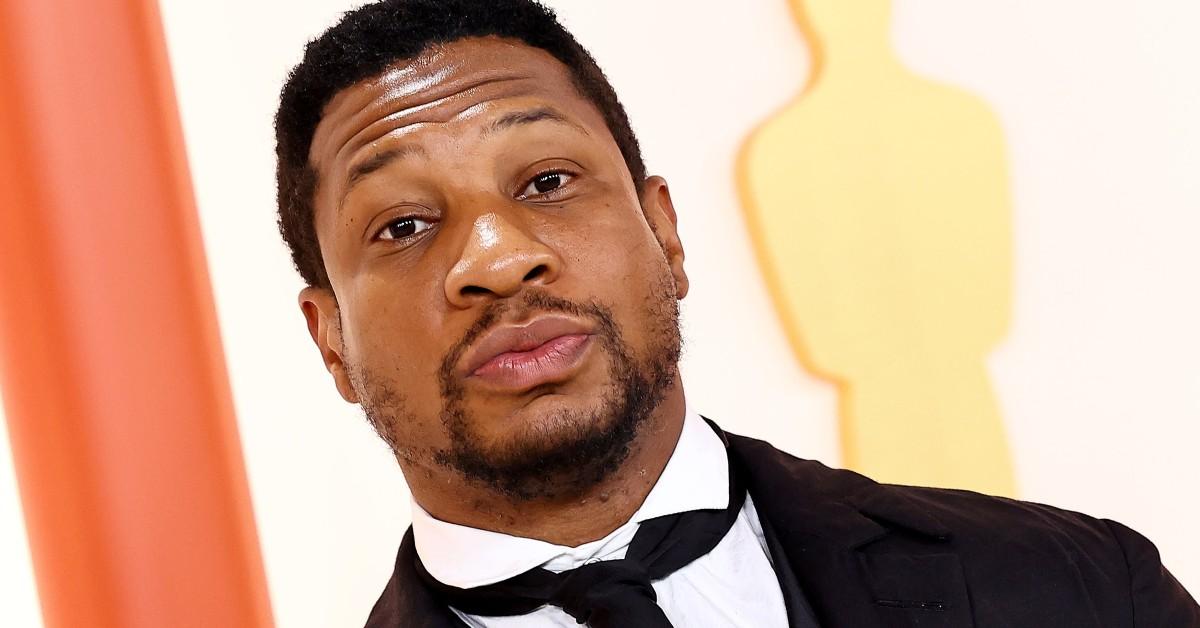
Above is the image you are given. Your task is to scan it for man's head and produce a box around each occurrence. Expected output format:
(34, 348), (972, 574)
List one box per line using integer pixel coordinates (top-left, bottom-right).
(276, 0), (647, 290)
(275, 0), (689, 505)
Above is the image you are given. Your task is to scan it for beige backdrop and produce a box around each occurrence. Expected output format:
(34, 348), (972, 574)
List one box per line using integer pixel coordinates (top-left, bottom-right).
(2, 1), (1198, 626)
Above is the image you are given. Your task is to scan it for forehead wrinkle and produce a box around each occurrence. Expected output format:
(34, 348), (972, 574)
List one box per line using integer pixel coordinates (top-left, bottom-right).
(333, 85), (561, 213)
(318, 72), (536, 173)
(333, 78), (544, 174)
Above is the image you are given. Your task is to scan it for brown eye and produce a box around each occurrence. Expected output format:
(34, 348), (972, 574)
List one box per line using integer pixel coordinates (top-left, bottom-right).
(520, 171), (574, 198)
(378, 217), (433, 241)
(534, 172), (562, 193)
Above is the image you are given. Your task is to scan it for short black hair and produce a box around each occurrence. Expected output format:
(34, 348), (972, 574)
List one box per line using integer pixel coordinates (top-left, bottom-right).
(275, 0), (647, 289)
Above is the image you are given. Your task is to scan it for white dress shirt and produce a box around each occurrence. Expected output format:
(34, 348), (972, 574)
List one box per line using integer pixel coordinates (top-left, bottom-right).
(410, 408), (790, 627)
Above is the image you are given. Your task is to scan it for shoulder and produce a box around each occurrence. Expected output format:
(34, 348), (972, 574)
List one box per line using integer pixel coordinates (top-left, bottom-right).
(728, 428), (1109, 541)
(890, 482), (1120, 556)
(724, 429), (1199, 626)
(890, 478), (1199, 625)
(730, 429), (1123, 557)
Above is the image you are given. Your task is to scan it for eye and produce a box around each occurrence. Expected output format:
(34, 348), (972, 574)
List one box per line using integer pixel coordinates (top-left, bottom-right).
(377, 216), (434, 241)
(519, 170), (575, 199)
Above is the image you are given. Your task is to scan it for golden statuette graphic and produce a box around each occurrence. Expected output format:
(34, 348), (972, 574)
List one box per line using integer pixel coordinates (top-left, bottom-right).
(738, 0), (1016, 495)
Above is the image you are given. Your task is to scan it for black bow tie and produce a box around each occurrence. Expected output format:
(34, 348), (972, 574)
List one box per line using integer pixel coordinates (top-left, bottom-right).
(416, 446), (746, 627)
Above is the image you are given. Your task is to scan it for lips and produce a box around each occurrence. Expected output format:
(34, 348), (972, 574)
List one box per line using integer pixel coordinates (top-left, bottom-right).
(460, 314), (595, 390)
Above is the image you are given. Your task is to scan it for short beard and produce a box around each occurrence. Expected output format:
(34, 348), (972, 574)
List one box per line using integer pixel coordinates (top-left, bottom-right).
(352, 271), (682, 503)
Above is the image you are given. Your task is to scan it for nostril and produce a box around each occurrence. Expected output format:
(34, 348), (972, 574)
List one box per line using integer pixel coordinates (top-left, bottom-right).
(461, 285), (490, 297)
(523, 264), (549, 283)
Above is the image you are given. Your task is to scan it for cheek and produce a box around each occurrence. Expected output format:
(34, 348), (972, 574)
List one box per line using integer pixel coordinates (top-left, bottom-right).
(558, 210), (671, 321)
(342, 278), (445, 392)
(559, 203), (661, 279)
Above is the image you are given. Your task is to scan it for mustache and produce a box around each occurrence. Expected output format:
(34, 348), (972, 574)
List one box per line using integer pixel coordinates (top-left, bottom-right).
(437, 290), (618, 396)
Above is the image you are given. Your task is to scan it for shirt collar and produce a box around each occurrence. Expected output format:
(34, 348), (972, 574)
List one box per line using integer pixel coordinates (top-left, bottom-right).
(411, 405), (729, 588)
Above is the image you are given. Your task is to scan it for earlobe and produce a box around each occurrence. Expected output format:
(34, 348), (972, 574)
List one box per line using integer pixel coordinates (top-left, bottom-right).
(298, 286), (360, 404)
(640, 176), (690, 300)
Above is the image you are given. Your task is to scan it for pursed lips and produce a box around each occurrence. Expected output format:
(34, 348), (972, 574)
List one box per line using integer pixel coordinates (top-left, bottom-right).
(459, 314), (595, 390)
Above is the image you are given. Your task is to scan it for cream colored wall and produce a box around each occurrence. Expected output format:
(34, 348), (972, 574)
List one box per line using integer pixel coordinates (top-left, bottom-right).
(1, 1), (1197, 626)
(0, 387), (43, 627)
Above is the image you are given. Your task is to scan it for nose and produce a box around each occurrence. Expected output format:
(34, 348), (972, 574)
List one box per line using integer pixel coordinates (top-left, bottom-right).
(444, 212), (561, 308)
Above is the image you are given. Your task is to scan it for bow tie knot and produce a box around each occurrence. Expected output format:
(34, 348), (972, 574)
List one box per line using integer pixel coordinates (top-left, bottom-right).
(551, 558), (666, 626)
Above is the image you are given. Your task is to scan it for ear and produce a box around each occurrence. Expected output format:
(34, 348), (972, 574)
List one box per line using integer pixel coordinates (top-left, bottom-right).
(639, 175), (689, 299)
(299, 286), (360, 404)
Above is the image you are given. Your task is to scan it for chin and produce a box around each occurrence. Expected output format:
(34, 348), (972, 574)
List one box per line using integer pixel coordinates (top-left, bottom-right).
(438, 381), (646, 501)
(484, 389), (617, 457)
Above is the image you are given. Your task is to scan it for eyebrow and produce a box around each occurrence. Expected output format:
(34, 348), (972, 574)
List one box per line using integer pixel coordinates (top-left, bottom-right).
(344, 144), (427, 191)
(482, 106), (590, 137)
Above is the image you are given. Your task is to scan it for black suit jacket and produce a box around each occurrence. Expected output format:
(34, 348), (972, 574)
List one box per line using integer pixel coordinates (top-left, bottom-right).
(365, 427), (1200, 627)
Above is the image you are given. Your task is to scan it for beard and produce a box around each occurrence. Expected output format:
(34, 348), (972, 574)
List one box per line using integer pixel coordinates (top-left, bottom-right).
(350, 268), (682, 503)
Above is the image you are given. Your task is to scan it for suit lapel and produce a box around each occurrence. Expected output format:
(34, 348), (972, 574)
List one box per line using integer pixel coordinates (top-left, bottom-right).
(725, 429), (975, 628)
(365, 529), (469, 628)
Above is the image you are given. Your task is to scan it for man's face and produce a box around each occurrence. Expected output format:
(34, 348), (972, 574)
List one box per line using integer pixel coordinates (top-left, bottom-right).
(302, 38), (689, 501)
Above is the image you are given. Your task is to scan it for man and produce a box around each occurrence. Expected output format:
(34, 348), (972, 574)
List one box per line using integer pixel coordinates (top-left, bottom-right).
(273, 0), (1199, 626)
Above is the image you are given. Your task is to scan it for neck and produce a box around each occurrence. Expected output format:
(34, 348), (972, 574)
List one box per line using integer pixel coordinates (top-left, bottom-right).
(409, 380), (688, 547)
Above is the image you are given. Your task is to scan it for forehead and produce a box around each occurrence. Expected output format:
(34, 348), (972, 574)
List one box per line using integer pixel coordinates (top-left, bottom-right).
(308, 37), (606, 182)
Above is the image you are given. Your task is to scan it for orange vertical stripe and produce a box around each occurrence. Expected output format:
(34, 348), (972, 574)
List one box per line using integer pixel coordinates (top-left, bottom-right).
(0, 0), (275, 626)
